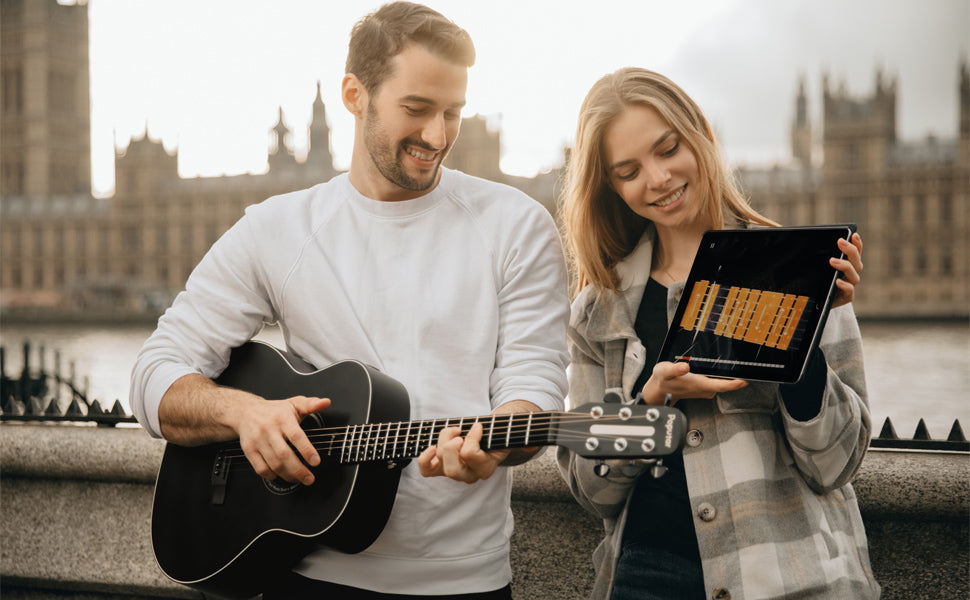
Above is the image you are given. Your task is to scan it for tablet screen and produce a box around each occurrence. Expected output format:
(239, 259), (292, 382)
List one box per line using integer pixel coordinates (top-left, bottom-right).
(657, 225), (855, 383)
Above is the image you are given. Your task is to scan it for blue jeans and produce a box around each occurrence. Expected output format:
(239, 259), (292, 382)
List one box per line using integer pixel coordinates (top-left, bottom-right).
(610, 544), (706, 600)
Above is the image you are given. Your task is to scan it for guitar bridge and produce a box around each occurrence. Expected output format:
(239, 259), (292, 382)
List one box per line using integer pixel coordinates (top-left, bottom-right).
(211, 450), (229, 505)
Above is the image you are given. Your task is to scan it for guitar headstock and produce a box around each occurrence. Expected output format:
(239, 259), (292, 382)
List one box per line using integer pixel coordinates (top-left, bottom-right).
(555, 403), (686, 458)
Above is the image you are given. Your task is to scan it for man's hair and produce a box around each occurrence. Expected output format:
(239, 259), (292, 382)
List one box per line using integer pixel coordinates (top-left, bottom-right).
(346, 1), (475, 93)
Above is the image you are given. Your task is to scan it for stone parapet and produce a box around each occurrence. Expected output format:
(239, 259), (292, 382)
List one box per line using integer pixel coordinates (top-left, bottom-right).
(1, 424), (967, 599)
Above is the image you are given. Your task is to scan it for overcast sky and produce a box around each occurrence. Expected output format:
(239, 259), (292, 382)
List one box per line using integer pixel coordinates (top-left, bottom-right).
(87, 0), (969, 197)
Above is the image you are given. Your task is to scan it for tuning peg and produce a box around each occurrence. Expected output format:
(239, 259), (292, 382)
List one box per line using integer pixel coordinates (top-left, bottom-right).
(593, 462), (611, 477)
(650, 460), (668, 479)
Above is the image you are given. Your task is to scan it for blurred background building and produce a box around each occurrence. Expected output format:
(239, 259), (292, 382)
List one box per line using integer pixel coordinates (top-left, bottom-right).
(1, 0), (967, 319)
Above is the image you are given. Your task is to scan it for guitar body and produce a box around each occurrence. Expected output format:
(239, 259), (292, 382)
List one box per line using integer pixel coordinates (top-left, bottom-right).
(151, 342), (410, 599)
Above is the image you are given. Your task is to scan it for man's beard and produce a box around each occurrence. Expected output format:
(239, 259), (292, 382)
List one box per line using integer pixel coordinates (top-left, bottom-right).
(364, 101), (444, 193)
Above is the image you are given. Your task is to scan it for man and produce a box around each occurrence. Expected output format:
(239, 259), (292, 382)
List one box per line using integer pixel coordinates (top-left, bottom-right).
(129, 2), (569, 599)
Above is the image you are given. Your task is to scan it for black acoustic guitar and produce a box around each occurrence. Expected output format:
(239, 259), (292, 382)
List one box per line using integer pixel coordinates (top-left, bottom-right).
(151, 341), (687, 599)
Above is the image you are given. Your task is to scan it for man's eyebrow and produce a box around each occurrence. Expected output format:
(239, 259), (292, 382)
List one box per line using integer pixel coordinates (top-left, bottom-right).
(608, 130), (676, 172)
(401, 94), (466, 109)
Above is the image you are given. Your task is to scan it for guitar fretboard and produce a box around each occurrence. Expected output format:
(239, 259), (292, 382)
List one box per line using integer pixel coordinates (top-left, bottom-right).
(679, 280), (814, 351)
(322, 412), (556, 465)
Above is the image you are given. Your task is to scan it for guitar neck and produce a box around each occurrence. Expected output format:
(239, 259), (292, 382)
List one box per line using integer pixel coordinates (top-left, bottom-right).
(311, 412), (557, 465)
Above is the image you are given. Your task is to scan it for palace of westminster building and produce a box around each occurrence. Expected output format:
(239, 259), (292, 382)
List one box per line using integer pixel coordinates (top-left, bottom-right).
(2, 0), (968, 319)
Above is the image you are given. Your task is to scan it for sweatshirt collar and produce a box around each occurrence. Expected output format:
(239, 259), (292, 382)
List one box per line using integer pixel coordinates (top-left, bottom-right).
(344, 168), (456, 218)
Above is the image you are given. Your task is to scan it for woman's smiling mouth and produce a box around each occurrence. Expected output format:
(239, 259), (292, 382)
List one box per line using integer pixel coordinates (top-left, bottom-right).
(651, 184), (686, 208)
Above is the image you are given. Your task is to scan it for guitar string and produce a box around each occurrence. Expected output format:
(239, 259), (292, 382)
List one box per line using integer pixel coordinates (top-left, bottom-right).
(215, 411), (652, 454)
(218, 412), (663, 448)
(215, 413), (673, 465)
(218, 425), (675, 473)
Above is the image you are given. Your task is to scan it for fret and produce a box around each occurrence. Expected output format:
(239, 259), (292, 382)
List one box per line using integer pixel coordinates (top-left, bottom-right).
(777, 295), (809, 350)
(680, 280), (708, 330)
(735, 289), (760, 340)
(744, 290), (782, 345)
(715, 286), (740, 337)
(766, 294), (796, 348)
(357, 424), (374, 462)
(393, 421), (401, 459)
(523, 412), (533, 446)
(727, 288), (750, 338)
(369, 423), (378, 461)
(413, 421), (422, 457)
(505, 414), (512, 447)
(697, 283), (720, 332)
(345, 424), (355, 463)
(339, 425), (350, 463)
(404, 421), (413, 458)
(487, 414), (496, 451)
(427, 419), (436, 451)
(376, 422), (386, 460)
(357, 424), (370, 462)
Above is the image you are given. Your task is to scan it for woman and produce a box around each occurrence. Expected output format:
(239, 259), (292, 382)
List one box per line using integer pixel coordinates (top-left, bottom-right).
(556, 68), (879, 600)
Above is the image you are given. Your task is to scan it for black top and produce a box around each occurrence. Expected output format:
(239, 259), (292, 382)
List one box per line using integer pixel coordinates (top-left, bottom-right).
(622, 278), (700, 562)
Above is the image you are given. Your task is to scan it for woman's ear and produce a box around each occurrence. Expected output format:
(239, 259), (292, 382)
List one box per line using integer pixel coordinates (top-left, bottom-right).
(341, 74), (366, 117)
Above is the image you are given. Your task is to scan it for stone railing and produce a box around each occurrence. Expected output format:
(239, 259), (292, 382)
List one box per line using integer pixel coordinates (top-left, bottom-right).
(1, 423), (967, 600)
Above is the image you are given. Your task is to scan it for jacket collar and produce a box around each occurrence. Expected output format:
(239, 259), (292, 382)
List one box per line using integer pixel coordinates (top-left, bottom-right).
(571, 226), (659, 343)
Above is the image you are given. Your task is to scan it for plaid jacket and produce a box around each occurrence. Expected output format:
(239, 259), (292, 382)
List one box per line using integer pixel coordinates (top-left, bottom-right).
(557, 231), (880, 600)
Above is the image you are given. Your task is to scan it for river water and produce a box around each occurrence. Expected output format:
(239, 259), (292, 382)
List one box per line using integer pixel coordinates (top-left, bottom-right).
(1, 320), (967, 440)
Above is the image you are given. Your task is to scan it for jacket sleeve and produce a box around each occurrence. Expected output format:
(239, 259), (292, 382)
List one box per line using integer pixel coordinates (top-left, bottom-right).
(777, 304), (872, 492)
(556, 320), (647, 521)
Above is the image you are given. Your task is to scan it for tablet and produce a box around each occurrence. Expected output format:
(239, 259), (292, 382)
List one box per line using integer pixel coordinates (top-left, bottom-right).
(657, 225), (856, 383)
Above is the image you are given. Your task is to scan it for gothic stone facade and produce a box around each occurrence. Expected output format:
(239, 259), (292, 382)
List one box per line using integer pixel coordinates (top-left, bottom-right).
(737, 66), (970, 318)
(1, 0), (966, 319)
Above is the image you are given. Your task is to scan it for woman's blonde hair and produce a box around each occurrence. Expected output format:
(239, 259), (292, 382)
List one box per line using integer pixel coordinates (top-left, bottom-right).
(559, 67), (776, 294)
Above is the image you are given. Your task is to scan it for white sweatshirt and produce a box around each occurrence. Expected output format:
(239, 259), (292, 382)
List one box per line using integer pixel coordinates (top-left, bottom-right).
(129, 168), (570, 594)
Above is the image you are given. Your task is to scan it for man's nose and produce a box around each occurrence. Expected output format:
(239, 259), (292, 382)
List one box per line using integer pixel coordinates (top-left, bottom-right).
(421, 113), (447, 150)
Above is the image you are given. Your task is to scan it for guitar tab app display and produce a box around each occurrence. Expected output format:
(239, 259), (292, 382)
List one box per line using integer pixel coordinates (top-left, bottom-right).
(657, 225), (855, 383)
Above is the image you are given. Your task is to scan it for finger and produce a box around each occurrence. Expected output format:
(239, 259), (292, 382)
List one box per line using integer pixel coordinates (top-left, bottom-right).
(296, 396), (331, 415)
(837, 236), (864, 275)
(462, 422), (484, 453)
(283, 421), (320, 475)
(436, 425), (462, 447)
(653, 361), (690, 381)
(262, 429), (315, 484)
(243, 445), (276, 481)
(829, 256), (860, 285)
(457, 423), (495, 480)
(833, 278), (855, 305)
(714, 378), (748, 393)
(437, 429), (470, 479)
(417, 446), (441, 477)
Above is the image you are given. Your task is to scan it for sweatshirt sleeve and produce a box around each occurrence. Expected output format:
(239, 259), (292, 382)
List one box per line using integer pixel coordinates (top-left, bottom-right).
(488, 202), (570, 413)
(128, 210), (277, 438)
(778, 304), (872, 492)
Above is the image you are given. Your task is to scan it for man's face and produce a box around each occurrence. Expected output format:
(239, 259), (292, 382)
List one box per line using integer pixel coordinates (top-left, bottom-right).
(358, 44), (468, 201)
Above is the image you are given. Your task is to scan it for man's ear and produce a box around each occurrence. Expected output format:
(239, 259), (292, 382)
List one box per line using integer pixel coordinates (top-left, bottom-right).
(342, 74), (367, 117)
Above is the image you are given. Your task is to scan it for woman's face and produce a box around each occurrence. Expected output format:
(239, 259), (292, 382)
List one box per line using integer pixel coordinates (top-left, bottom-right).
(603, 104), (705, 230)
